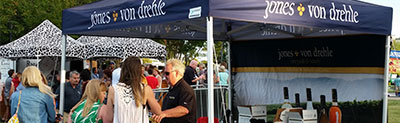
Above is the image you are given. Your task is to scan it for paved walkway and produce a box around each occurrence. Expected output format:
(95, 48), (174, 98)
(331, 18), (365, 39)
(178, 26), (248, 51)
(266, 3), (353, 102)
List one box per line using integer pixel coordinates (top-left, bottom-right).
(388, 93), (400, 100)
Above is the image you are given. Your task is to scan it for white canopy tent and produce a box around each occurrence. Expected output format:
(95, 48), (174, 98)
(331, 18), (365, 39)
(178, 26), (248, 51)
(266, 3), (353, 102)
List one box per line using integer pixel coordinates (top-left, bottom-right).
(0, 20), (85, 59)
(77, 36), (166, 60)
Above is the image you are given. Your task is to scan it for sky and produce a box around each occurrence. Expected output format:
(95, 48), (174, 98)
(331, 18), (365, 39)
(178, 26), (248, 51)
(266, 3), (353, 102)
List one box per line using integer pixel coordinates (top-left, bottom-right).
(361, 0), (400, 38)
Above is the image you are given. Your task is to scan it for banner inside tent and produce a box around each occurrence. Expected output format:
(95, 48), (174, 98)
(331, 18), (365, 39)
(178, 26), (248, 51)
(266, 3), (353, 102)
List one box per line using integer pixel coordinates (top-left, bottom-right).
(232, 35), (385, 104)
(232, 35), (385, 122)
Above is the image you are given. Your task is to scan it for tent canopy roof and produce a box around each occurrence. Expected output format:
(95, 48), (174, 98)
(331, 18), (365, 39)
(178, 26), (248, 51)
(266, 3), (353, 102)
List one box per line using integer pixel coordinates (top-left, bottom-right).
(0, 20), (84, 59)
(62, 0), (393, 40)
(77, 36), (166, 59)
(0, 20), (167, 60)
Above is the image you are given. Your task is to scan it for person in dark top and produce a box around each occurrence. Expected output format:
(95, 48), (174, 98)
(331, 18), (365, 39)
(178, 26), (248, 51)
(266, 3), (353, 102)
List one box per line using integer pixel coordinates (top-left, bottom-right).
(153, 59), (196, 123)
(183, 60), (202, 86)
(50, 71), (60, 93)
(3, 69), (14, 121)
(79, 69), (91, 96)
(4, 69), (14, 100)
(56, 71), (81, 123)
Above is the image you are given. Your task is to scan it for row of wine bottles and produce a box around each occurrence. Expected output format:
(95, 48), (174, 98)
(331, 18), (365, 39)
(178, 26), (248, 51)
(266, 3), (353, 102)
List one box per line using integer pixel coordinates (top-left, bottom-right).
(281, 87), (342, 123)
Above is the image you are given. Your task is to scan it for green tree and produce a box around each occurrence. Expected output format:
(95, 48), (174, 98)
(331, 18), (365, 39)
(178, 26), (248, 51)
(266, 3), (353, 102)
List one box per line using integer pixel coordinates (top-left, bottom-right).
(201, 41), (229, 64)
(392, 39), (400, 51)
(214, 41), (229, 63)
(155, 39), (205, 65)
(0, 0), (97, 45)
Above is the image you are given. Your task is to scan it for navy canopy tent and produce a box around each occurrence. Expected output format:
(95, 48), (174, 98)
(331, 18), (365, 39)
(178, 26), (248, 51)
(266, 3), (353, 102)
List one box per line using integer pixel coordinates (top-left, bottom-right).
(63, 0), (392, 39)
(62, 0), (392, 122)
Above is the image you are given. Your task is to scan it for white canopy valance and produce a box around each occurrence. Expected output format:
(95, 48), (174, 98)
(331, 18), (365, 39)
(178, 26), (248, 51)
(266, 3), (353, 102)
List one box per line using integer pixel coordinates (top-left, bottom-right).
(77, 36), (166, 59)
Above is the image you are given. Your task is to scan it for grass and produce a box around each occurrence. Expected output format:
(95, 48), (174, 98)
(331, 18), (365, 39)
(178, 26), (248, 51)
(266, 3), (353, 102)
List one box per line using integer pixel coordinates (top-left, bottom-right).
(388, 85), (396, 93)
(389, 99), (400, 123)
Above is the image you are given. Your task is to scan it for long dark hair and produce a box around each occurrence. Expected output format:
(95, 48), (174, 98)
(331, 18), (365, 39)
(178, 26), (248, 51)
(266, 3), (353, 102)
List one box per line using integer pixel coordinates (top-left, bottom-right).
(119, 56), (144, 106)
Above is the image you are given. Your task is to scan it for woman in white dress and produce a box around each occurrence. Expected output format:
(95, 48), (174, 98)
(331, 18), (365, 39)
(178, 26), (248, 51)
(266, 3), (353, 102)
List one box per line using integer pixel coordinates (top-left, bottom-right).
(99, 56), (163, 123)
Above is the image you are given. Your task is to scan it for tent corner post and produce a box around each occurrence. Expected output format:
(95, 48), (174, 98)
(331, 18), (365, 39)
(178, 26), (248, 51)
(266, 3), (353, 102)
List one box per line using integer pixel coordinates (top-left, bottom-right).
(207, 16), (215, 123)
(383, 36), (391, 123)
(59, 34), (67, 116)
(227, 41), (232, 123)
(36, 55), (40, 68)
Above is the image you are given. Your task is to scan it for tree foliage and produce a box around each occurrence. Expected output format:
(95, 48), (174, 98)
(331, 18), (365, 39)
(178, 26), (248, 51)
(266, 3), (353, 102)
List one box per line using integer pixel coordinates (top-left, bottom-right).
(0, 0), (97, 45)
(201, 41), (229, 64)
(155, 39), (205, 65)
(392, 39), (400, 51)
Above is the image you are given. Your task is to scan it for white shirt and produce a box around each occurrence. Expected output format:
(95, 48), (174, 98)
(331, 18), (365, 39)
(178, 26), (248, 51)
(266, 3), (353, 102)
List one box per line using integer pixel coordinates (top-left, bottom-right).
(112, 68), (121, 86)
(113, 83), (148, 123)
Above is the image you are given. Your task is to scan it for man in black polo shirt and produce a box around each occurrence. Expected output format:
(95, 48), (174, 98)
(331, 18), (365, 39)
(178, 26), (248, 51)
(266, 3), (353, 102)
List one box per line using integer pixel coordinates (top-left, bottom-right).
(183, 60), (202, 86)
(153, 59), (196, 123)
(56, 71), (81, 123)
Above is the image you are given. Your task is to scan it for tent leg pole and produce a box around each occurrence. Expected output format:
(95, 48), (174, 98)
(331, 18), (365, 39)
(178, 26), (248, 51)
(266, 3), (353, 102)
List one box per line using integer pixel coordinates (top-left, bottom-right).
(227, 41), (232, 123)
(59, 34), (67, 122)
(207, 16), (215, 123)
(383, 36), (390, 123)
(13, 60), (17, 73)
(37, 56), (39, 68)
(90, 59), (93, 77)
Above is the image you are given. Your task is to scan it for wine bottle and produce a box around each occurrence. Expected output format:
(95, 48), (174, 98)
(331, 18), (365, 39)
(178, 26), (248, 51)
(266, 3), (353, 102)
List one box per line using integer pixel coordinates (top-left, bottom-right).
(329, 89), (342, 123)
(306, 88), (313, 110)
(281, 87), (292, 109)
(295, 93), (301, 108)
(319, 95), (329, 123)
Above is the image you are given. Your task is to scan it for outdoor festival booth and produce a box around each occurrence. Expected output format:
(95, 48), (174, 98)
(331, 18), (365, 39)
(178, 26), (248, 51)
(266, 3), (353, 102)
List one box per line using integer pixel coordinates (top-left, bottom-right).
(0, 20), (85, 59)
(62, 0), (392, 122)
(76, 36), (167, 80)
(0, 20), (85, 77)
(77, 36), (166, 60)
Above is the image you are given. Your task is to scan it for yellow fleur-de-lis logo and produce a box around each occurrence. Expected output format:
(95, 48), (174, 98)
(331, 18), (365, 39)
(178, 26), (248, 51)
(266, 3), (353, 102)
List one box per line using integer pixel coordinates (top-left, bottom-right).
(297, 4), (305, 16)
(295, 51), (299, 56)
(113, 11), (118, 22)
(165, 25), (171, 33)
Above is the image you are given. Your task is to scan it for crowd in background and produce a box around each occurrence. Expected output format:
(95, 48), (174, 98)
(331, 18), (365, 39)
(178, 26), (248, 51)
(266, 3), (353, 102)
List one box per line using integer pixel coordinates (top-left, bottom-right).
(0, 58), (229, 123)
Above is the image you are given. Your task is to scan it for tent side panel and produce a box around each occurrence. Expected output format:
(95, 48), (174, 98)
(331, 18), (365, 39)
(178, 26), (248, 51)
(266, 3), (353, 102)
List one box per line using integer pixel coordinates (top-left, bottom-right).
(231, 35), (386, 122)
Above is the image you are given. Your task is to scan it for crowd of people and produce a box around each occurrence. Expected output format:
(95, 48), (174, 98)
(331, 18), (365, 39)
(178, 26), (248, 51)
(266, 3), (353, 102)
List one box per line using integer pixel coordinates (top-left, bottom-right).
(0, 57), (229, 123)
(184, 60), (230, 87)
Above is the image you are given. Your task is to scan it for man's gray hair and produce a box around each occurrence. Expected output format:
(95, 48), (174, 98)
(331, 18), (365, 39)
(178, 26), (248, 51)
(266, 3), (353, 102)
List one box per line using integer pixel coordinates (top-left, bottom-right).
(69, 70), (79, 78)
(166, 59), (185, 75)
(189, 60), (198, 66)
